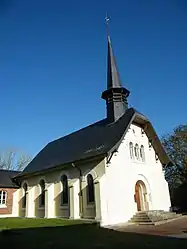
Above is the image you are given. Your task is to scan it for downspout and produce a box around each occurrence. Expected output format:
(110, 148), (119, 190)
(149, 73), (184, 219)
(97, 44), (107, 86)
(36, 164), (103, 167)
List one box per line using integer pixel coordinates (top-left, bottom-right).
(72, 163), (83, 218)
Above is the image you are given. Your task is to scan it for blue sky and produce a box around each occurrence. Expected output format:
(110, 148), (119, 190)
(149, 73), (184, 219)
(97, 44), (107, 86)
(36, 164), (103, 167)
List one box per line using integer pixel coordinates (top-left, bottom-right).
(0, 0), (186, 157)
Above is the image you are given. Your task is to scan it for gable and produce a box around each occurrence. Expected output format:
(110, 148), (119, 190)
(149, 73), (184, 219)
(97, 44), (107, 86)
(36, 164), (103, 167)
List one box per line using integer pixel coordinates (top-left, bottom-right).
(123, 123), (161, 164)
(110, 114), (171, 167)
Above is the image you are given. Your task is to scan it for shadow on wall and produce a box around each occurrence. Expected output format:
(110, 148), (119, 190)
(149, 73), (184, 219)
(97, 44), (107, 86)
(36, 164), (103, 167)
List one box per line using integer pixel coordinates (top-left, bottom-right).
(82, 184), (96, 219)
(54, 184), (96, 219)
(34, 195), (45, 218)
(18, 198), (25, 218)
(54, 192), (69, 218)
(0, 223), (187, 249)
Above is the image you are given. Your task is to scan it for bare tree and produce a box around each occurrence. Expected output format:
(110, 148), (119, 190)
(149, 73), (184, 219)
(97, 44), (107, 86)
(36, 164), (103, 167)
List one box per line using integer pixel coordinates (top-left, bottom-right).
(0, 149), (32, 171)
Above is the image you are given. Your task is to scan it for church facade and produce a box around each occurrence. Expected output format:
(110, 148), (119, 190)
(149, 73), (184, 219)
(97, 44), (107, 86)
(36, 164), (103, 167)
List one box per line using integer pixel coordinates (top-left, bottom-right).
(8, 33), (171, 226)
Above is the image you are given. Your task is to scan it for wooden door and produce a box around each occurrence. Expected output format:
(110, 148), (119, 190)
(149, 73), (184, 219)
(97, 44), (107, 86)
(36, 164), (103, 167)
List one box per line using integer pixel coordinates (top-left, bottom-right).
(135, 183), (141, 211)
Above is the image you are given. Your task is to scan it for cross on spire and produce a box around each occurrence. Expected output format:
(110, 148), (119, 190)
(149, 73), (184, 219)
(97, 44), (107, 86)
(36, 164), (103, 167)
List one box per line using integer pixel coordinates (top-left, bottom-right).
(105, 14), (111, 39)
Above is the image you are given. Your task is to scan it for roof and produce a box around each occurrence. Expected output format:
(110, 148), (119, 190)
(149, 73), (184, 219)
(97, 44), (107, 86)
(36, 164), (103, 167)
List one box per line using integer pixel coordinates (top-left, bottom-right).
(0, 169), (20, 188)
(14, 108), (171, 179)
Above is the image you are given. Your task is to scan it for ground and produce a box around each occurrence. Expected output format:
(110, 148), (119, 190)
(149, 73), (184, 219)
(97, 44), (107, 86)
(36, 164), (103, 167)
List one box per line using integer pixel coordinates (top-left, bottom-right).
(114, 216), (187, 237)
(0, 218), (187, 249)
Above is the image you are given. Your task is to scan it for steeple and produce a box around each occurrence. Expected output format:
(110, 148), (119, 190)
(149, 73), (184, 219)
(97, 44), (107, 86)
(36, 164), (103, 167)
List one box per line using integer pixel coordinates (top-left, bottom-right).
(102, 17), (130, 123)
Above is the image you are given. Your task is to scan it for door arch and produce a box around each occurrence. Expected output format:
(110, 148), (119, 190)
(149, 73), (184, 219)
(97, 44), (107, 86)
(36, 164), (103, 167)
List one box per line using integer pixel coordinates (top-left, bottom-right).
(135, 180), (149, 211)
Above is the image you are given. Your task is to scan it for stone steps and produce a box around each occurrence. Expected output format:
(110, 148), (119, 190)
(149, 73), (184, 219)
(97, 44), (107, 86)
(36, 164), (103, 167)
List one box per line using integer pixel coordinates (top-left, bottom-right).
(129, 210), (182, 225)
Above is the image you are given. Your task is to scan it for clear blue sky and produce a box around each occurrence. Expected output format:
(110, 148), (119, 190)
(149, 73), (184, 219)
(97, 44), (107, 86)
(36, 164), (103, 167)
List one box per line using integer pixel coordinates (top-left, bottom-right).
(0, 0), (186, 157)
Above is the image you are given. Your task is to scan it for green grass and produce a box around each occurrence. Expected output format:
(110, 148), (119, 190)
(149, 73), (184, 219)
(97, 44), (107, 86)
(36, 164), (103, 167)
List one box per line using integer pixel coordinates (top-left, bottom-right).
(0, 217), (87, 230)
(0, 218), (187, 249)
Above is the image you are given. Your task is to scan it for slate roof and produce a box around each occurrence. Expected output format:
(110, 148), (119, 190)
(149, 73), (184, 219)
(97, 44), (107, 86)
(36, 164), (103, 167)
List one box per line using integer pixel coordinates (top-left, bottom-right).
(0, 169), (20, 188)
(14, 107), (171, 179)
(16, 108), (136, 176)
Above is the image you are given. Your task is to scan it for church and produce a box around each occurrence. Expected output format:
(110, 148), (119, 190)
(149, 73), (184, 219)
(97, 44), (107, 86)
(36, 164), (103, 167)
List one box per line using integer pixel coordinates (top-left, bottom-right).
(2, 30), (172, 226)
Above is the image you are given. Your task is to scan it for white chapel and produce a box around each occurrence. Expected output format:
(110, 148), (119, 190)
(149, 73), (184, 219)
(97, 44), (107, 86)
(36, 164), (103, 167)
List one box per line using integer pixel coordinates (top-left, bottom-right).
(9, 28), (172, 226)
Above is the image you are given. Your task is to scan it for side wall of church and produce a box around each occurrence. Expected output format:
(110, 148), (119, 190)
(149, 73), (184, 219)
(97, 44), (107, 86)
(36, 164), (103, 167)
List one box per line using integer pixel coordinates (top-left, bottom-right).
(100, 123), (171, 226)
(13, 158), (105, 220)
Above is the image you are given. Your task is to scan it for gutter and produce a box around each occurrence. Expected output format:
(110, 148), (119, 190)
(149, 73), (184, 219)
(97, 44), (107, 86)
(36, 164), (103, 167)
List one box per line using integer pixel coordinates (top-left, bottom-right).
(13, 154), (106, 180)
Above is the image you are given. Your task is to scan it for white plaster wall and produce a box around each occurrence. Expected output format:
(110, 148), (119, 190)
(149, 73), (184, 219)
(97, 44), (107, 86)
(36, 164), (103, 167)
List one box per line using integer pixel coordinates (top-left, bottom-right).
(27, 186), (35, 217)
(9, 189), (20, 217)
(72, 179), (80, 219)
(98, 169), (109, 224)
(47, 183), (55, 218)
(101, 123), (171, 226)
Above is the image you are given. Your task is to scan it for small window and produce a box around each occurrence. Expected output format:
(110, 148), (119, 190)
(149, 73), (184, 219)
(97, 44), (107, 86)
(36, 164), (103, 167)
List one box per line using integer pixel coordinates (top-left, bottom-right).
(134, 144), (139, 160)
(61, 175), (69, 205)
(22, 183), (28, 208)
(39, 179), (45, 207)
(129, 142), (134, 159)
(87, 174), (95, 203)
(140, 145), (145, 162)
(0, 190), (7, 205)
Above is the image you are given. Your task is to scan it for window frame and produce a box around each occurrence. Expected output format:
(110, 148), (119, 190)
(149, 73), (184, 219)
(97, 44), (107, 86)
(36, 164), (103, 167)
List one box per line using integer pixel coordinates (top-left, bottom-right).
(140, 145), (145, 162)
(39, 179), (45, 208)
(129, 142), (134, 159)
(0, 190), (7, 207)
(22, 183), (28, 209)
(134, 143), (140, 160)
(86, 174), (95, 204)
(61, 174), (69, 206)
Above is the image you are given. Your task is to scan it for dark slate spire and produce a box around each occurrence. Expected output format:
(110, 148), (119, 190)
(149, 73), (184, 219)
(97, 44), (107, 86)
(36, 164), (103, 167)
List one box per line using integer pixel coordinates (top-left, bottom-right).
(102, 17), (130, 123)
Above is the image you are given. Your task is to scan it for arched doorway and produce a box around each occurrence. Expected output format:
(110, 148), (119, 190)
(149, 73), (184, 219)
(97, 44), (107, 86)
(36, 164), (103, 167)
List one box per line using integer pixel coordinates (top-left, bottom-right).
(135, 180), (149, 211)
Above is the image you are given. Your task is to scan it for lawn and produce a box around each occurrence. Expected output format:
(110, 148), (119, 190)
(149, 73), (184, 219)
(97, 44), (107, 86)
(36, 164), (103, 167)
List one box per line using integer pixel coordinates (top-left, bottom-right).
(0, 217), (88, 230)
(0, 218), (187, 249)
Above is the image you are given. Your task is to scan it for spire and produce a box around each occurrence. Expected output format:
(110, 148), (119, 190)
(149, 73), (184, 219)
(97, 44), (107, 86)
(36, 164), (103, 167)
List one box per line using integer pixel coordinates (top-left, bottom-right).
(107, 35), (123, 88)
(102, 16), (130, 123)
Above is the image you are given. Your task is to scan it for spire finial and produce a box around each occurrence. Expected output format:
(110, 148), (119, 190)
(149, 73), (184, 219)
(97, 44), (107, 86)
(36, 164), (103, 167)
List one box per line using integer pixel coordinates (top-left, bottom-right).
(105, 13), (110, 40)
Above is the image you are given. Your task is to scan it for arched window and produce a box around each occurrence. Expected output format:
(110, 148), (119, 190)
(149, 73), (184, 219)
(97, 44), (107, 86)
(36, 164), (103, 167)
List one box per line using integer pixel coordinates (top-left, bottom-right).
(0, 190), (7, 206)
(61, 175), (69, 205)
(134, 144), (139, 160)
(22, 183), (28, 208)
(87, 174), (95, 203)
(140, 145), (145, 162)
(129, 142), (134, 159)
(39, 179), (45, 207)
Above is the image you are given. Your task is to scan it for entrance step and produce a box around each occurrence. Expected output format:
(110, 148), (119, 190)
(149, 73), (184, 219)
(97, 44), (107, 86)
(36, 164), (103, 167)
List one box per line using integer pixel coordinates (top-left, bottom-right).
(129, 210), (182, 225)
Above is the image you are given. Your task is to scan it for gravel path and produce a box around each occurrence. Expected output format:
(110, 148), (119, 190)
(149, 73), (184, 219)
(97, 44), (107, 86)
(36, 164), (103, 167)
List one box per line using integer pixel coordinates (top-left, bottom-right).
(111, 216), (187, 237)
